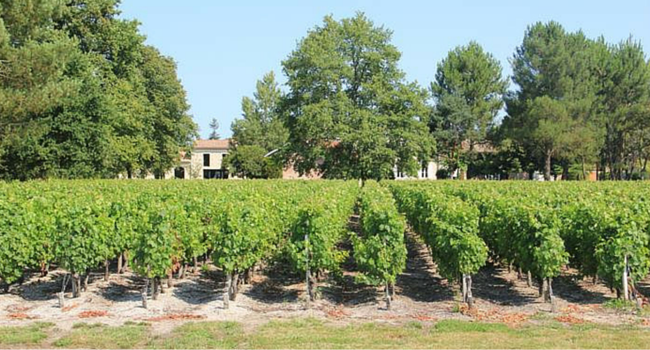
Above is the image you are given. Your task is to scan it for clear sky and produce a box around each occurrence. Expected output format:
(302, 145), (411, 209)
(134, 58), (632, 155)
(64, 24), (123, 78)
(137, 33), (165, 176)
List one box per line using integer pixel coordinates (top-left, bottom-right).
(118, 1), (650, 139)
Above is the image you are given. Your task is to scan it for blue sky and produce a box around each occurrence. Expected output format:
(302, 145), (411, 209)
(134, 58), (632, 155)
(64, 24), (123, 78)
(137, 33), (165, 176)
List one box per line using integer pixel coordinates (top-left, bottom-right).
(119, 1), (650, 139)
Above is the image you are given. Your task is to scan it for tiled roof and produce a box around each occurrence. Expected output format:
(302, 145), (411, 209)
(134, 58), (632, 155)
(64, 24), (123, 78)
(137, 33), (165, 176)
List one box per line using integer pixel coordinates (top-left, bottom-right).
(194, 139), (231, 149)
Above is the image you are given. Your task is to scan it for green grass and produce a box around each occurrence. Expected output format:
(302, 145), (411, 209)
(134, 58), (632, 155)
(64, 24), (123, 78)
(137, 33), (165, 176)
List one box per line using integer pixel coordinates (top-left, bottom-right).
(53, 322), (150, 349)
(604, 299), (638, 312)
(0, 322), (53, 346)
(2, 318), (650, 348)
(150, 321), (245, 349)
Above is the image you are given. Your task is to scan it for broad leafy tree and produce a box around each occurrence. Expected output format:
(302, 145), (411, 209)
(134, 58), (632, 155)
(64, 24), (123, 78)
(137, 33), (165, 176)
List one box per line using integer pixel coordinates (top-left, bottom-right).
(0, 0), (196, 180)
(282, 13), (434, 180)
(227, 72), (287, 178)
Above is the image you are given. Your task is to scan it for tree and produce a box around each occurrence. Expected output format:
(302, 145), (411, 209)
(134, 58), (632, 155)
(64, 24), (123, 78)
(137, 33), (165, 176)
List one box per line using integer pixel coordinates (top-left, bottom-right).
(282, 13), (434, 180)
(431, 41), (507, 175)
(502, 22), (602, 180)
(223, 145), (281, 179)
(138, 45), (197, 178)
(208, 118), (220, 140)
(231, 72), (288, 151)
(228, 71), (287, 178)
(597, 39), (650, 180)
(0, 0), (196, 180)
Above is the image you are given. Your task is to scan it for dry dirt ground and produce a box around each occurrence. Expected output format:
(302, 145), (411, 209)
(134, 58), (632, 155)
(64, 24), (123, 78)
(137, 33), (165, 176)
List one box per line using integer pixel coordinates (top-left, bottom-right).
(1, 231), (648, 335)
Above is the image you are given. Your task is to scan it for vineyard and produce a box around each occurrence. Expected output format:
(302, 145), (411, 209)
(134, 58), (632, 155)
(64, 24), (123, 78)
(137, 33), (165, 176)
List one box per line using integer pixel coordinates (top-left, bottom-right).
(2, 179), (650, 321)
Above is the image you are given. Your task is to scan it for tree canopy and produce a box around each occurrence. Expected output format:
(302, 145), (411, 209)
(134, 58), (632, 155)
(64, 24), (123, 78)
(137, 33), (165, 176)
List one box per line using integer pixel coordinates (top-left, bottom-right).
(500, 21), (649, 180)
(430, 41), (508, 175)
(0, 0), (196, 180)
(226, 71), (287, 178)
(280, 13), (434, 180)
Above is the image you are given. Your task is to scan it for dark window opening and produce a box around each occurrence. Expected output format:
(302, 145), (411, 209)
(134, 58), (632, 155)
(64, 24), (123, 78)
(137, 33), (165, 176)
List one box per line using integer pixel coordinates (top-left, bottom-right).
(174, 167), (185, 179)
(203, 169), (228, 179)
(203, 153), (210, 167)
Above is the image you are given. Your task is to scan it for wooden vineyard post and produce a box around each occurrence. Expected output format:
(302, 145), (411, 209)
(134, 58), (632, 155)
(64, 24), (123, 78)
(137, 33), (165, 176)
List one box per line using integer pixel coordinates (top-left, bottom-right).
(58, 274), (70, 308)
(152, 277), (160, 300)
(141, 278), (149, 309)
(104, 260), (110, 281)
(466, 274), (474, 309)
(141, 266), (150, 309)
(230, 272), (239, 301)
(117, 253), (123, 274)
(385, 281), (392, 310)
(305, 233), (314, 305)
(548, 277), (557, 313)
(462, 273), (467, 303)
(623, 255), (629, 301)
(224, 273), (231, 309)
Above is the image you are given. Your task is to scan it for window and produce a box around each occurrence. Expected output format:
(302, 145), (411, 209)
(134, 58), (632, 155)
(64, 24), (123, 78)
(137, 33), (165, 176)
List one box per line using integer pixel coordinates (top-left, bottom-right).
(203, 153), (210, 167)
(203, 169), (228, 179)
(174, 167), (185, 179)
(420, 164), (429, 178)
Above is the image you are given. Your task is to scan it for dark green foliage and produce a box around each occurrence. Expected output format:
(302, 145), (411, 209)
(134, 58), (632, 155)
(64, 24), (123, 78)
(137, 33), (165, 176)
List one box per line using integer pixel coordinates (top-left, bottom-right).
(352, 181), (407, 286)
(0, 0), (196, 180)
(282, 13), (434, 180)
(431, 41), (507, 174)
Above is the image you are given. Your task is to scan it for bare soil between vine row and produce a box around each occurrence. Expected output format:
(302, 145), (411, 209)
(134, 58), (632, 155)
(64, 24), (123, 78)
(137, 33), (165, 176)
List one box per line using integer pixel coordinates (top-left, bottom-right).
(1, 230), (648, 335)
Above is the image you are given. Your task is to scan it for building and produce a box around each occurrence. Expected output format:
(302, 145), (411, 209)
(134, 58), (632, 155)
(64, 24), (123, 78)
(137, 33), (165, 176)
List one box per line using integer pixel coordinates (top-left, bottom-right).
(394, 161), (440, 180)
(168, 139), (439, 180)
(173, 139), (231, 179)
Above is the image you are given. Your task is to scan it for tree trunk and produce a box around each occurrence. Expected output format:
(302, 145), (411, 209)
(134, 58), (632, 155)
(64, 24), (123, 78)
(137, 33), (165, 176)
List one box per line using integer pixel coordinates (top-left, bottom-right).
(539, 277), (545, 298)
(527, 271), (532, 288)
(123, 251), (129, 271)
(104, 260), (110, 281)
(544, 150), (552, 181)
(193, 256), (199, 274)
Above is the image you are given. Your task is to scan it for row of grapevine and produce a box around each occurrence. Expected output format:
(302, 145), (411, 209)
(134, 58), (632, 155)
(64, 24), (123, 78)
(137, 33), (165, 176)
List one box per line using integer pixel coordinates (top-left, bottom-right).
(352, 181), (407, 309)
(400, 180), (650, 307)
(284, 182), (359, 302)
(0, 180), (358, 308)
(388, 182), (488, 307)
(4, 179), (650, 309)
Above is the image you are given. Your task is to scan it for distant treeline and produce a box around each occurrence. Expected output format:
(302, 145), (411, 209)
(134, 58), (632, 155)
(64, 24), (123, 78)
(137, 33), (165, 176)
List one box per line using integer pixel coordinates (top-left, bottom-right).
(1, 4), (648, 181)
